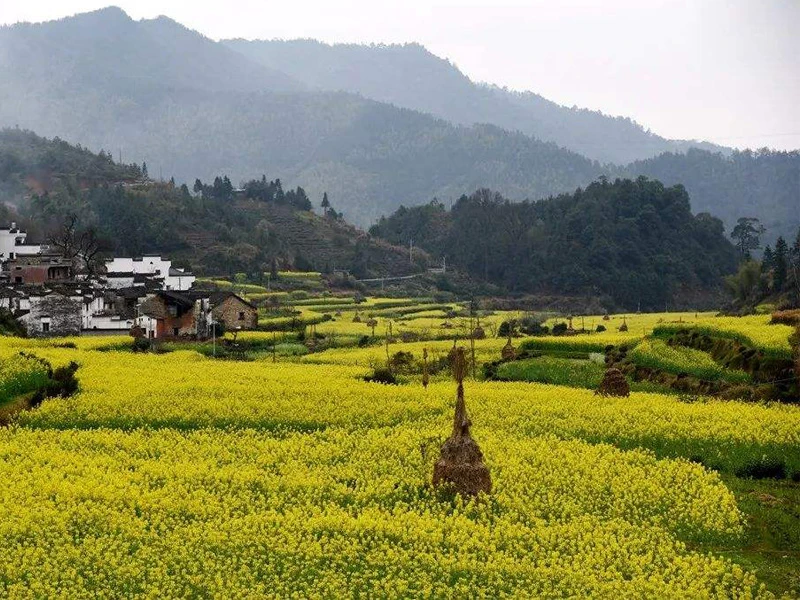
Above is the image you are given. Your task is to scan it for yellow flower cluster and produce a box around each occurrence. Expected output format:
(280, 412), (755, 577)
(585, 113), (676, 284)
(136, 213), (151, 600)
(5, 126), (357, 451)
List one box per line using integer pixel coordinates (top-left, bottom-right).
(15, 349), (799, 472)
(0, 352), (50, 403)
(0, 311), (794, 596)
(0, 426), (760, 597)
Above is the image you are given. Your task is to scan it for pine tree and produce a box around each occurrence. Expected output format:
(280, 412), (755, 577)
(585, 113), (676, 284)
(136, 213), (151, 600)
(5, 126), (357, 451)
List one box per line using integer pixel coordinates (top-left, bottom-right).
(730, 217), (765, 260)
(321, 192), (330, 215)
(141, 162), (148, 179)
(761, 245), (774, 294)
(773, 236), (789, 292)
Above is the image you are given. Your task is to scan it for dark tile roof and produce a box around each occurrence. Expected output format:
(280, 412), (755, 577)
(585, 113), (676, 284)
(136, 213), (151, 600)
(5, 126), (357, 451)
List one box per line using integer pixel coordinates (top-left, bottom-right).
(208, 291), (256, 309)
(157, 290), (196, 309)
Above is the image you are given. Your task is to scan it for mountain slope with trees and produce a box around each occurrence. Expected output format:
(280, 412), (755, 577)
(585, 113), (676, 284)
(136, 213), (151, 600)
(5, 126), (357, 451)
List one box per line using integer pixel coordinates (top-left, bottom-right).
(0, 129), (429, 278)
(225, 38), (726, 165)
(624, 148), (800, 244)
(370, 178), (739, 309)
(0, 8), (795, 238)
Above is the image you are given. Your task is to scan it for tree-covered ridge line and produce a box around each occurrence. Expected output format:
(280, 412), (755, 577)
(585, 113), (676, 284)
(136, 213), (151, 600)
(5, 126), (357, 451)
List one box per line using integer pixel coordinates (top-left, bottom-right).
(1, 7), (795, 239)
(370, 178), (739, 310)
(224, 38), (728, 165)
(0, 127), (142, 189)
(0, 128), (426, 279)
(624, 147), (800, 245)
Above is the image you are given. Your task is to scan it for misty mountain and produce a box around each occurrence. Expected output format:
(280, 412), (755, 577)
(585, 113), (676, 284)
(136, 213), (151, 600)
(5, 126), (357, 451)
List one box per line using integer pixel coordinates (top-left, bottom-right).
(224, 38), (726, 165)
(0, 7), (796, 240)
(0, 7), (604, 225)
(625, 148), (800, 244)
(0, 6), (301, 96)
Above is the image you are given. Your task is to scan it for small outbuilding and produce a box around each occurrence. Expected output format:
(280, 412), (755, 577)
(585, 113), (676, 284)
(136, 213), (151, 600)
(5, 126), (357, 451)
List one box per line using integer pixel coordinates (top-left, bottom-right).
(209, 292), (258, 331)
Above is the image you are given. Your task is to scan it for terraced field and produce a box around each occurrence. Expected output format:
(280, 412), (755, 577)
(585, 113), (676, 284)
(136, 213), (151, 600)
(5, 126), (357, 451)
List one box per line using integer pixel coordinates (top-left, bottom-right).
(0, 301), (798, 597)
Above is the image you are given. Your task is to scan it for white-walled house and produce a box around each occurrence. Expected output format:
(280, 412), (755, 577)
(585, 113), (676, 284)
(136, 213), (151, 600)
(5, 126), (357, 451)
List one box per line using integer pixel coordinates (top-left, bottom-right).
(105, 256), (195, 290)
(0, 223), (43, 262)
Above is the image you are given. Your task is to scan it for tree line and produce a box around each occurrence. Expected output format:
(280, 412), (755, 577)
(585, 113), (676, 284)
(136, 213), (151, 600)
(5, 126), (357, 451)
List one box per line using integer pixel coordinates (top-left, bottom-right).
(370, 177), (739, 310)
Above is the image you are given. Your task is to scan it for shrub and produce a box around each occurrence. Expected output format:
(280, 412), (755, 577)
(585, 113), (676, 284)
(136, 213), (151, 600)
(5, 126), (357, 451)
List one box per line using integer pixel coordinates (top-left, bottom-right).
(552, 322), (568, 336)
(498, 320), (517, 338)
(30, 361), (79, 408)
(132, 338), (151, 353)
(363, 368), (397, 385)
(596, 325), (606, 333)
(357, 335), (372, 348)
(519, 318), (549, 336)
(734, 457), (787, 480)
(389, 351), (416, 374)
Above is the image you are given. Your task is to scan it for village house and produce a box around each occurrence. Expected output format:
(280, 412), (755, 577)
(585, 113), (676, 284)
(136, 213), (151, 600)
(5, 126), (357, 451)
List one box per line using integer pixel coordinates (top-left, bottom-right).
(0, 223), (207, 337)
(138, 290), (211, 339)
(209, 291), (258, 331)
(0, 223), (43, 262)
(18, 285), (83, 337)
(105, 256), (195, 291)
(2, 252), (72, 285)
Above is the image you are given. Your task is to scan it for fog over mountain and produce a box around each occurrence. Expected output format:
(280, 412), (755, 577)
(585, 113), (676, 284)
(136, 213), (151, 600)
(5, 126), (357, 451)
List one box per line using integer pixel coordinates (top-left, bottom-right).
(0, 7), (797, 240)
(224, 38), (726, 165)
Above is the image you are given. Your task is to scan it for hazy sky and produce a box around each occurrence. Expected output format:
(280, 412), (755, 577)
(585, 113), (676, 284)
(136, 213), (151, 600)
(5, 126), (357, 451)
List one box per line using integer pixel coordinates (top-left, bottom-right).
(3, 0), (798, 150)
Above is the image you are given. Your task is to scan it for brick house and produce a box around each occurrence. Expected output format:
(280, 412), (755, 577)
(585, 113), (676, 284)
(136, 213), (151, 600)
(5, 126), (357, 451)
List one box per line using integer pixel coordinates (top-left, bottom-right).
(3, 252), (72, 285)
(209, 292), (258, 331)
(138, 290), (211, 339)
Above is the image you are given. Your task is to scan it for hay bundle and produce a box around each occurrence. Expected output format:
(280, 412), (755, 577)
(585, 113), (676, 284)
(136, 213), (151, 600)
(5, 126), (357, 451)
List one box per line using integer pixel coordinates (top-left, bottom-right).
(472, 326), (486, 340)
(352, 313), (362, 323)
(433, 348), (491, 496)
(501, 337), (516, 361)
(595, 368), (630, 397)
(602, 313), (610, 321)
(618, 317), (628, 332)
(422, 348), (430, 389)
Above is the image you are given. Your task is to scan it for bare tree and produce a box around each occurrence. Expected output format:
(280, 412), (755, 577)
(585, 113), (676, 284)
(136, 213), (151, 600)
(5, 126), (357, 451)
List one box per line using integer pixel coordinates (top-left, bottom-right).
(48, 215), (108, 279)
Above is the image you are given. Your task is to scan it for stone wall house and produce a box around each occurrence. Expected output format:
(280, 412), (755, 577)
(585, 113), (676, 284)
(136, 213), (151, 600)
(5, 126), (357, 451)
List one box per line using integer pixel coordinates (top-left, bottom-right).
(209, 292), (258, 331)
(20, 288), (82, 337)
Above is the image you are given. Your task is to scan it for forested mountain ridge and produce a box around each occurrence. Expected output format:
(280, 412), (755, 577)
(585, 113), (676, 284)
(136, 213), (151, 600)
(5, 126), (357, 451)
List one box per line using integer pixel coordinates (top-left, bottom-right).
(624, 148), (800, 244)
(0, 6), (302, 96)
(0, 127), (142, 224)
(0, 9), (604, 226)
(225, 38), (727, 165)
(0, 7), (796, 240)
(0, 129), (430, 278)
(370, 178), (739, 309)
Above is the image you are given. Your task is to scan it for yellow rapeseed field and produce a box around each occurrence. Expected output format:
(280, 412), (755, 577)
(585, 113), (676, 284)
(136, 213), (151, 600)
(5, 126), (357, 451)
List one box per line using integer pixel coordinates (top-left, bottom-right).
(0, 310), (796, 597)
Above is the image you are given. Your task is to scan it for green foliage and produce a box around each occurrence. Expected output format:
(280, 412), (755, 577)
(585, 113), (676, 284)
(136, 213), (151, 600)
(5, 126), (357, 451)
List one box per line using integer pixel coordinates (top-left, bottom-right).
(371, 179), (738, 309)
(629, 339), (750, 383)
(0, 353), (51, 406)
(734, 458), (788, 480)
(496, 357), (605, 388)
(0, 309), (26, 337)
(725, 260), (766, 308)
(363, 368), (397, 385)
